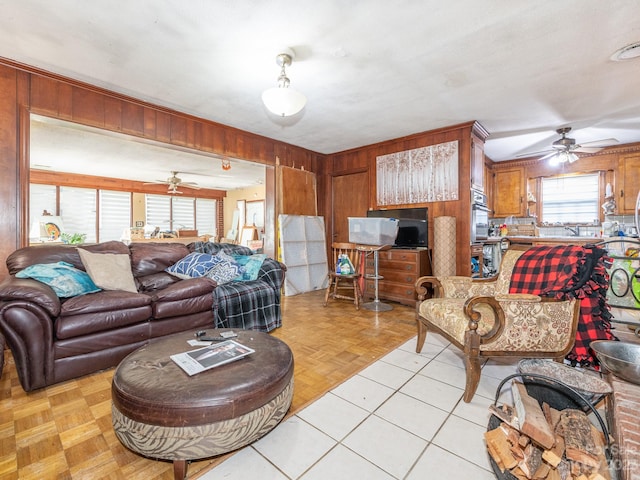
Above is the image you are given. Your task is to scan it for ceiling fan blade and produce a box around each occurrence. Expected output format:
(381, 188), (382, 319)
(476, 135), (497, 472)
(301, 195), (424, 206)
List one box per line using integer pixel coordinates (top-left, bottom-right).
(574, 146), (604, 154)
(516, 149), (554, 158)
(143, 180), (169, 185)
(578, 137), (619, 147)
(538, 151), (558, 161)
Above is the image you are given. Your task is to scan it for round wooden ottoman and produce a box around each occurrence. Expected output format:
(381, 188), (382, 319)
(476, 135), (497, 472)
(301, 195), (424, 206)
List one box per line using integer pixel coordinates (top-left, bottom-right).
(111, 329), (294, 480)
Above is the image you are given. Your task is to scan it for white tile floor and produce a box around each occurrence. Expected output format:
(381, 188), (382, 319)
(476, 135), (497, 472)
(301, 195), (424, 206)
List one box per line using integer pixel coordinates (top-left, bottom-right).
(199, 333), (519, 480)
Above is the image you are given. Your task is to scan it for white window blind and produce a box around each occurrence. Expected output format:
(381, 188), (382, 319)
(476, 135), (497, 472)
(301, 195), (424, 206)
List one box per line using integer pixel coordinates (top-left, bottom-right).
(99, 190), (131, 242)
(542, 174), (599, 223)
(60, 186), (97, 242)
(145, 194), (171, 231)
(196, 199), (217, 237)
(30, 184), (57, 221)
(172, 197), (195, 230)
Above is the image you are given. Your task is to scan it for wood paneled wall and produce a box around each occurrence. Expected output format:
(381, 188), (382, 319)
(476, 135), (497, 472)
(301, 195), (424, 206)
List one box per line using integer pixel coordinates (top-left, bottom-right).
(0, 59), (325, 279)
(324, 122), (486, 275)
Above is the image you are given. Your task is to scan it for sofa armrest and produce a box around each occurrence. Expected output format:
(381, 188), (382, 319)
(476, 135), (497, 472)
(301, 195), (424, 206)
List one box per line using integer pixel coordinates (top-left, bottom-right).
(0, 298), (57, 391)
(256, 258), (286, 291)
(0, 277), (61, 317)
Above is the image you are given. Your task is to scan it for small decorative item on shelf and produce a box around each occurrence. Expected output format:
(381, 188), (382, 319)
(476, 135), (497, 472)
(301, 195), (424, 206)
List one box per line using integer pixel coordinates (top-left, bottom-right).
(60, 232), (87, 244)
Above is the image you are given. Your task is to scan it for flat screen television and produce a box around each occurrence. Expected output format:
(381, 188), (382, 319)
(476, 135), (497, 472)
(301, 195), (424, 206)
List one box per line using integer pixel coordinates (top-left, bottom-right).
(366, 207), (428, 248)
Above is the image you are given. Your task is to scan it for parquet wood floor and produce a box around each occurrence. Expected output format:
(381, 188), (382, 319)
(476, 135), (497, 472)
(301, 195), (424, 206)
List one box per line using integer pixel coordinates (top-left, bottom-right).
(0, 290), (418, 480)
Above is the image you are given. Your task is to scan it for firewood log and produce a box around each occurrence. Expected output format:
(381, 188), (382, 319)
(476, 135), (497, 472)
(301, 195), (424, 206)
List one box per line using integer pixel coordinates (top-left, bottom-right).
(558, 409), (599, 469)
(485, 426), (518, 470)
(542, 435), (565, 468)
(519, 443), (543, 479)
(512, 382), (556, 449)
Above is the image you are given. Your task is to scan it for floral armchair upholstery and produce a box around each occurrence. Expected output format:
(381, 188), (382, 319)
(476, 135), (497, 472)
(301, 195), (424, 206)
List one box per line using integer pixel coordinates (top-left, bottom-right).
(415, 247), (580, 403)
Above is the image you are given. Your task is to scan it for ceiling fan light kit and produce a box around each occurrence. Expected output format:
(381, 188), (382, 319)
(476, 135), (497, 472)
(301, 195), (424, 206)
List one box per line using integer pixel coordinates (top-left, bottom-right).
(518, 126), (618, 166)
(144, 171), (200, 194)
(262, 49), (307, 117)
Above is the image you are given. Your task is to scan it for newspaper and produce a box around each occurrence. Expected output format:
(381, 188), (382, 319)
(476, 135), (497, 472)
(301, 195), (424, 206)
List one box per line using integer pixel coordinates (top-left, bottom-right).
(170, 340), (255, 376)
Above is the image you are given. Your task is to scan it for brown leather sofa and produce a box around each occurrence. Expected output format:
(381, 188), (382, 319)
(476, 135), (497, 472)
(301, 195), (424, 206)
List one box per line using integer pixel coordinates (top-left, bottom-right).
(0, 241), (220, 391)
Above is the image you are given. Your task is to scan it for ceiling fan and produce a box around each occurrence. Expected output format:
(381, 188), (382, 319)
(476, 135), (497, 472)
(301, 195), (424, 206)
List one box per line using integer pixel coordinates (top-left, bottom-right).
(144, 171), (200, 194)
(518, 127), (618, 164)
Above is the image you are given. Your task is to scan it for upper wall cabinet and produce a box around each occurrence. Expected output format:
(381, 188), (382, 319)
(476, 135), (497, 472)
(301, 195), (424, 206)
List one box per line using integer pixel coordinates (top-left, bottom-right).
(470, 134), (485, 192)
(492, 167), (525, 217)
(619, 153), (640, 214)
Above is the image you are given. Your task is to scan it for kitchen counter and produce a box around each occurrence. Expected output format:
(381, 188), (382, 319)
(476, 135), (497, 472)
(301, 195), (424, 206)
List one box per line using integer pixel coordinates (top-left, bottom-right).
(505, 235), (601, 245)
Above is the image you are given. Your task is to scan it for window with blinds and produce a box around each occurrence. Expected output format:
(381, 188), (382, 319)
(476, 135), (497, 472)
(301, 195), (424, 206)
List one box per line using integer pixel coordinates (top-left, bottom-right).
(30, 184), (57, 220)
(196, 199), (217, 237)
(145, 194), (172, 231)
(172, 197), (195, 230)
(541, 174), (599, 223)
(99, 190), (131, 241)
(60, 187), (97, 242)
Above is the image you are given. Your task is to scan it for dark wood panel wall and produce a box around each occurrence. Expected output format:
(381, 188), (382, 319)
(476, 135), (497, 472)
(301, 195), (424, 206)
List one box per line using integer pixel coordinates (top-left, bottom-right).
(0, 59), (326, 279)
(324, 122), (485, 275)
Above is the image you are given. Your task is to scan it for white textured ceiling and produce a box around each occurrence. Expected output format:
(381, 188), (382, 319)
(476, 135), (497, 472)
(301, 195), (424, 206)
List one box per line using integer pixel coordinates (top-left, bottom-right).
(3, 0), (640, 187)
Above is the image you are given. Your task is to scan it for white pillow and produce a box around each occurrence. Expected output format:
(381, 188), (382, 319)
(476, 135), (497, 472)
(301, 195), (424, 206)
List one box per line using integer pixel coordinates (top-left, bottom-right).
(77, 248), (137, 293)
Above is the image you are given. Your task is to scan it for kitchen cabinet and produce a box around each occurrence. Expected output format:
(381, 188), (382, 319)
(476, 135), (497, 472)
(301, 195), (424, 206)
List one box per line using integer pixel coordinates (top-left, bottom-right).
(364, 248), (430, 306)
(492, 167), (525, 217)
(619, 153), (640, 214)
(484, 162), (494, 212)
(470, 135), (485, 192)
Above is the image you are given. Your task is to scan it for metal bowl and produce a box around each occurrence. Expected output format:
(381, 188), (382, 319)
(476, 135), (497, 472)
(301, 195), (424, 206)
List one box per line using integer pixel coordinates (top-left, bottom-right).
(591, 340), (640, 385)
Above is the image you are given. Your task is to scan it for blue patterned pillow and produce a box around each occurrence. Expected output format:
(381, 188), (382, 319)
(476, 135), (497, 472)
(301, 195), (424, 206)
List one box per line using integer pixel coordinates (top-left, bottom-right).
(206, 253), (244, 285)
(232, 254), (267, 281)
(16, 261), (101, 298)
(166, 252), (216, 279)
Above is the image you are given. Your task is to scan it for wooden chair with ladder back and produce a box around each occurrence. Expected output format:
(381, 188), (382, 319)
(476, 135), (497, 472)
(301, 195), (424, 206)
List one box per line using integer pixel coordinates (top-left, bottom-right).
(323, 242), (363, 309)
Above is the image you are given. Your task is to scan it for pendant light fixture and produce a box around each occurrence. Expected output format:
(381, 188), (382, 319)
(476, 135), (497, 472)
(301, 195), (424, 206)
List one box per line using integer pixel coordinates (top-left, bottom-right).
(262, 49), (306, 117)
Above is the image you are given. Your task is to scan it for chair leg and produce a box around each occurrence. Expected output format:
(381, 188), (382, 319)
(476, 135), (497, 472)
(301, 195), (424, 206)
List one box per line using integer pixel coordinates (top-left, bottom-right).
(415, 317), (427, 353)
(323, 278), (333, 306)
(463, 353), (482, 403)
(353, 279), (360, 310)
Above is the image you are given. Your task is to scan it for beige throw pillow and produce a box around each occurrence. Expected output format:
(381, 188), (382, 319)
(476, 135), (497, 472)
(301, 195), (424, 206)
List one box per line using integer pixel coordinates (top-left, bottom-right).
(77, 248), (138, 293)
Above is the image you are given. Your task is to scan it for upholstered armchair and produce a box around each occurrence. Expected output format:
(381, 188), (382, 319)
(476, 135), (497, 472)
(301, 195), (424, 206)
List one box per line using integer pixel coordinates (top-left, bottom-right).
(415, 247), (581, 403)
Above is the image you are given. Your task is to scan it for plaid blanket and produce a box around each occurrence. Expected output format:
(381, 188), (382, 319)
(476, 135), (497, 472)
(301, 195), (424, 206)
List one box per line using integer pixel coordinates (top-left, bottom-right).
(509, 244), (616, 367)
(190, 242), (285, 332)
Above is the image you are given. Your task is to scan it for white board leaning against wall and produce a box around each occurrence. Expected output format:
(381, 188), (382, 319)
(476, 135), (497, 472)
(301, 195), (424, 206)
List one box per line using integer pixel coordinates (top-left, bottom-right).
(278, 214), (328, 296)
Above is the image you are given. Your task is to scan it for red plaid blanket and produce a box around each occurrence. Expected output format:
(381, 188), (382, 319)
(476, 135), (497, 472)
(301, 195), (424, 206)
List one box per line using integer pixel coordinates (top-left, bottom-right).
(509, 244), (616, 367)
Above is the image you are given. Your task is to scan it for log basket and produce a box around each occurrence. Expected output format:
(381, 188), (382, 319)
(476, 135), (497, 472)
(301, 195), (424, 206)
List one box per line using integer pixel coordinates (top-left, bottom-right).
(489, 373), (613, 480)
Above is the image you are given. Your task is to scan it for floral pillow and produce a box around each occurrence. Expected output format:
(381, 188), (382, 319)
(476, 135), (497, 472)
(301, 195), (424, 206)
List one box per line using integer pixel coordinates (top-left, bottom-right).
(166, 252), (217, 280)
(16, 261), (101, 298)
(232, 254), (267, 281)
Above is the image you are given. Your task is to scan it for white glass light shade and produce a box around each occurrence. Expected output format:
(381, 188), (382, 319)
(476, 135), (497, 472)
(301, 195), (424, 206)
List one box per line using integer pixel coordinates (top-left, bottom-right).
(549, 151), (579, 166)
(262, 87), (307, 117)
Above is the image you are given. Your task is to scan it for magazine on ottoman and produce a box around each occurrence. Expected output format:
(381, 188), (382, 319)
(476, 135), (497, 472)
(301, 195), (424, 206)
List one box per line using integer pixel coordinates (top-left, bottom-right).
(171, 340), (255, 376)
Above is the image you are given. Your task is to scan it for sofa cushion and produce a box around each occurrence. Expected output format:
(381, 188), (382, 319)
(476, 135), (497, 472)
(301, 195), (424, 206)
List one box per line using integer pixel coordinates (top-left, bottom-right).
(151, 277), (216, 319)
(165, 252), (217, 279)
(15, 262), (101, 298)
(77, 248), (137, 293)
(129, 242), (190, 277)
(136, 272), (180, 292)
(57, 290), (153, 339)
